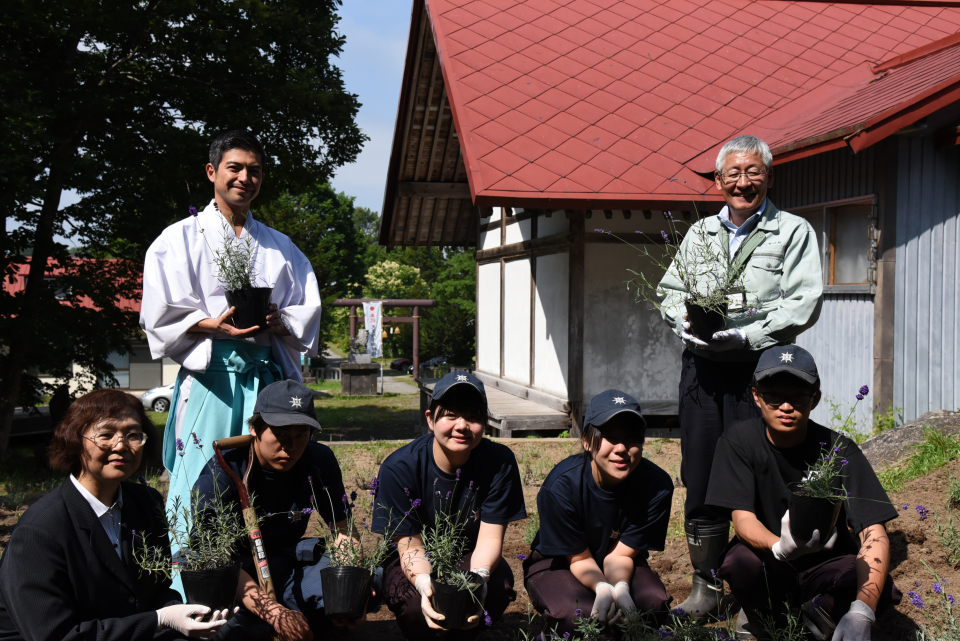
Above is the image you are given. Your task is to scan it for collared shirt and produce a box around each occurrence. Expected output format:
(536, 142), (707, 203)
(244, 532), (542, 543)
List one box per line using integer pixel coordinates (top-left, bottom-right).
(718, 199), (767, 258)
(70, 475), (124, 558)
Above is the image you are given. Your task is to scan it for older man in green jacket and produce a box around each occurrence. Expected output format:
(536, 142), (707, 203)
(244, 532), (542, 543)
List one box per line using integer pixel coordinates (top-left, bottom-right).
(658, 135), (823, 620)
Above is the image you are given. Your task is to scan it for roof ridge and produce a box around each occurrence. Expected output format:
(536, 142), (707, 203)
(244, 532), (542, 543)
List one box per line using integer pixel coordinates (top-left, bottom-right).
(873, 31), (960, 72)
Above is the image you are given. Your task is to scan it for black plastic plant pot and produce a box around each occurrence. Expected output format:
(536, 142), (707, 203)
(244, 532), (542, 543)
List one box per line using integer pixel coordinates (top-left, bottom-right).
(787, 483), (842, 542)
(320, 566), (372, 619)
(181, 563), (240, 621)
(684, 301), (727, 340)
(225, 287), (274, 330)
(429, 572), (483, 630)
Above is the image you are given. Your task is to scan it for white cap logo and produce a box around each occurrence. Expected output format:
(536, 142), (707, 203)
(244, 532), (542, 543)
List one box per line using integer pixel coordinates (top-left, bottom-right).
(456, 375), (468, 382)
(613, 397), (626, 405)
(779, 353), (794, 363)
(290, 396), (303, 408)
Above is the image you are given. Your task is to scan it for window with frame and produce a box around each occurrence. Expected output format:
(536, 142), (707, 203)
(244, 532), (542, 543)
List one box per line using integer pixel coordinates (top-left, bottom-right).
(795, 197), (877, 292)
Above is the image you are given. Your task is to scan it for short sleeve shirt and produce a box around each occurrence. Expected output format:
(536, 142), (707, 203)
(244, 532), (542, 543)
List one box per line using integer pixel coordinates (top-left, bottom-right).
(193, 442), (347, 558)
(532, 453), (674, 565)
(372, 435), (526, 551)
(706, 418), (898, 571)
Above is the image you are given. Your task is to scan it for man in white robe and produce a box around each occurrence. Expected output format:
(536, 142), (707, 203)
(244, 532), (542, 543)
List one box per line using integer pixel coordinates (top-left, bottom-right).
(139, 131), (322, 574)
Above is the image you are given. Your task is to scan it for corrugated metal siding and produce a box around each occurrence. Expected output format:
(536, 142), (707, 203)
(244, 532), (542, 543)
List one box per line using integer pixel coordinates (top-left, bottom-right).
(775, 146), (876, 210)
(894, 138), (960, 421)
(797, 295), (876, 433)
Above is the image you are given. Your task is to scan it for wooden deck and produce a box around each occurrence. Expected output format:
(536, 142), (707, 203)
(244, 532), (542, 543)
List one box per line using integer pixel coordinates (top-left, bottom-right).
(418, 379), (571, 438)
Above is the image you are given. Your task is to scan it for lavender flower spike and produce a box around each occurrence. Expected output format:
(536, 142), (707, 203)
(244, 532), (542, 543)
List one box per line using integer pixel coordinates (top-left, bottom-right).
(859, 385), (870, 396)
(188, 206), (198, 217)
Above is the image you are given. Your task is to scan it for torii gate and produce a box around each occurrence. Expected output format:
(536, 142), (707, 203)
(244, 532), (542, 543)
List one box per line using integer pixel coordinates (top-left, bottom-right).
(332, 299), (437, 377)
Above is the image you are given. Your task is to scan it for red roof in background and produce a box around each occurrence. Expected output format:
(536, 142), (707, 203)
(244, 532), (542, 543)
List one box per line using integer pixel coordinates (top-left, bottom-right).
(3, 258), (142, 313)
(425, 0), (960, 206)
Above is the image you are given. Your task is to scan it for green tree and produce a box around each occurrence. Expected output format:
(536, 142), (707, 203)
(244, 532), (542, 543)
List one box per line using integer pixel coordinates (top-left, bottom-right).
(257, 184), (365, 363)
(353, 206), (385, 268)
(421, 249), (476, 365)
(0, 0), (365, 455)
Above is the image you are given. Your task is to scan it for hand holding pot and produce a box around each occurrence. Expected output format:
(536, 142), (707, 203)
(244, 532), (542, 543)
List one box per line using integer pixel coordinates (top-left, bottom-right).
(680, 322), (710, 349)
(591, 582), (619, 623)
(265, 303), (291, 336)
(772, 511), (838, 561)
(415, 573), (446, 630)
(831, 600), (874, 641)
(196, 307), (260, 338)
(156, 604), (229, 639)
(707, 328), (747, 351)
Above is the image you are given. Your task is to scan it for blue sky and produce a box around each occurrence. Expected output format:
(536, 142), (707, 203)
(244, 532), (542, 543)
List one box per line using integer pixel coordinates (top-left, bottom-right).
(330, 0), (412, 213)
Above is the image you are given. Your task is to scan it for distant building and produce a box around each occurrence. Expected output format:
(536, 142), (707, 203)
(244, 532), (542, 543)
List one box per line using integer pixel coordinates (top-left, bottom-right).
(380, 0), (960, 434)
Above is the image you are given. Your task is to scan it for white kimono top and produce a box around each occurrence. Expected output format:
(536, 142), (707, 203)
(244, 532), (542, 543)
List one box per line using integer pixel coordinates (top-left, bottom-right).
(140, 200), (322, 380)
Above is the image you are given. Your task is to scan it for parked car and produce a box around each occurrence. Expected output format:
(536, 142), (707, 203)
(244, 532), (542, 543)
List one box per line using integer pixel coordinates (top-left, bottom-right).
(390, 358), (411, 370)
(406, 355), (449, 374)
(140, 383), (175, 412)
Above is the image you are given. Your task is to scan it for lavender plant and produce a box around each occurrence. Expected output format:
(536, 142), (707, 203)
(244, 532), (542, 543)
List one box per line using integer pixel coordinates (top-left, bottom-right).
(910, 561), (960, 641)
(619, 605), (735, 641)
(134, 433), (251, 576)
(192, 205), (259, 292)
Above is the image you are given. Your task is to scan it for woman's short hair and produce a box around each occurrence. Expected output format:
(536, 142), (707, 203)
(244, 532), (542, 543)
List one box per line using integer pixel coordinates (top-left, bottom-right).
(715, 135), (772, 173)
(428, 385), (489, 431)
(48, 389), (158, 477)
(581, 414), (647, 455)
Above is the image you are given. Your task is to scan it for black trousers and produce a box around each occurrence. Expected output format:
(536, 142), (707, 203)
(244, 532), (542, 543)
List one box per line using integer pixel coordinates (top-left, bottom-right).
(679, 350), (761, 523)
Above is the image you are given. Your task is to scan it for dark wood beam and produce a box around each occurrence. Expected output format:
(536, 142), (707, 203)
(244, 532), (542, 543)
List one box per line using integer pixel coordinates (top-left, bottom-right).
(474, 233), (570, 261)
(568, 212), (585, 438)
(398, 181), (472, 199)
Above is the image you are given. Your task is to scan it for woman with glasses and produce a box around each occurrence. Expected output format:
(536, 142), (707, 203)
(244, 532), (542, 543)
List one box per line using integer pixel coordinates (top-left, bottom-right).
(705, 346), (900, 641)
(0, 389), (231, 641)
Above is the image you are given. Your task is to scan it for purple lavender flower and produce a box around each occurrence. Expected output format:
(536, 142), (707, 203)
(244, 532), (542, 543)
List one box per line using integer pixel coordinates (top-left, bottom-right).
(663, 211), (673, 220)
(916, 580), (922, 587)
(456, 468), (461, 480)
(176, 438), (184, 451)
(904, 504), (910, 510)
(468, 481), (474, 491)
(819, 442), (827, 446)
(834, 447), (840, 453)
(188, 206), (198, 217)
(484, 611), (492, 626)
(594, 228), (603, 233)
(717, 614), (726, 621)
(657, 630), (675, 638)
(917, 505), (930, 521)
(672, 607), (688, 619)
(563, 634), (570, 639)
(661, 231), (670, 242)
(949, 594), (955, 606)
(856, 394), (864, 401)
(446, 490), (452, 500)
(812, 595), (825, 608)
(302, 508), (314, 515)
(516, 553), (528, 561)
(745, 306), (759, 317)
(935, 583), (943, 594)
(859, 385), (870, 396)
(908, 590), (925, 609)
(131, 529), (137, 537)
(575, 609), (583, 618)
(411, 498), (422, 509)
(841, 459), (849, 465)
(403, 487), (410, 496)
(138, 475), (148, 486)
(710, 569), (717, 577)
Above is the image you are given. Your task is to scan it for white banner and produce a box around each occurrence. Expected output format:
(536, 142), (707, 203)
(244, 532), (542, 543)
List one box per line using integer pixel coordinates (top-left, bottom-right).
(363, 301), (383, 358)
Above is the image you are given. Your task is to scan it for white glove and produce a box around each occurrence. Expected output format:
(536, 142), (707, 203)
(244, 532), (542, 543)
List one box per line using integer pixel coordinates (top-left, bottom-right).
(680, 322), (709, 349)
(707, 328), (747, 351)
(591, 581), (619, 623)
(156, 604), (229, 639)
(610, 581), (636, 624)
(470, 567), (490, 602)
(771, 511), (838, 561)
(831, 600), (875, 641)
(415, 573), (446, 630)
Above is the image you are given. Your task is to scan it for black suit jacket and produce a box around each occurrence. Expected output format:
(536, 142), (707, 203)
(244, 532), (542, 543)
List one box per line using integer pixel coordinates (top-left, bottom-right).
(0, 478), (183, 641)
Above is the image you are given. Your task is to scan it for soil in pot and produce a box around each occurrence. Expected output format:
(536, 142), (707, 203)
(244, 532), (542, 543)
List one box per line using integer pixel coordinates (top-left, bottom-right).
(225, 287), (274, 330)
(320, 566), (372, 619)
(181, 563), (241, 621)
(787, 483), (842, 542)
(685, 301), (727, 340)
(429, 572), (483, 629)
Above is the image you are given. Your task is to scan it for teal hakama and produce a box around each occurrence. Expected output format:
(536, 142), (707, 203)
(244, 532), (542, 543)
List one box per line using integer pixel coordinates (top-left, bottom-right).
(162, 339), (281, 594)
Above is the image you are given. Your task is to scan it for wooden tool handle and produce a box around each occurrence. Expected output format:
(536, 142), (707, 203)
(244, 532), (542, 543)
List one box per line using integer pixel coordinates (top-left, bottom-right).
(243, 507), (277, 600)
(213, 434), (255, 450)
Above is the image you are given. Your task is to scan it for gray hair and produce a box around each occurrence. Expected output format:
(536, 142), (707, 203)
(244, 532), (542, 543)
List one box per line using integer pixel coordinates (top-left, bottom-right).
(715, 135), (773, 173)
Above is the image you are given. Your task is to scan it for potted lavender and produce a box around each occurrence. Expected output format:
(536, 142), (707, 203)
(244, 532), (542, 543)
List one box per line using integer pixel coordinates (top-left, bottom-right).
(192, 205), (273, 329)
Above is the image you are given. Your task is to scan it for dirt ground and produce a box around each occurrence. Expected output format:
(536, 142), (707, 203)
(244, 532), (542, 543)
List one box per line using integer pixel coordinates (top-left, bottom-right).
(2, 436), (958, 640)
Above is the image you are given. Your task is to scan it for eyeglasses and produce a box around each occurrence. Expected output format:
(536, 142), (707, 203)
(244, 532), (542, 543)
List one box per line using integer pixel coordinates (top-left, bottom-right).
(756, 390), (814, 409)
(718, 169), (767, 185)
(83, 430), (148, 451)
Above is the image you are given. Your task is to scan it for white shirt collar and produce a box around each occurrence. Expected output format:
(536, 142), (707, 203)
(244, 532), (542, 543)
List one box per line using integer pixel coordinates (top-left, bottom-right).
(718, 198), (767, 231)
(70, 474), (122, 518)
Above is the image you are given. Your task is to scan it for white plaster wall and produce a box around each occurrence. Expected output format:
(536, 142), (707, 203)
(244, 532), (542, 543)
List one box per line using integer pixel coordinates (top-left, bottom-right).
(538, 214), (569, 238)
(480, 228), (500, 251)
(505, 217), (532, 245)
(583, 244), (681, 404)
(163, 358), (179, 386)
(534, 253), (569, 397)
(477, 262), (501, 375)
(503, 259), (531, 384)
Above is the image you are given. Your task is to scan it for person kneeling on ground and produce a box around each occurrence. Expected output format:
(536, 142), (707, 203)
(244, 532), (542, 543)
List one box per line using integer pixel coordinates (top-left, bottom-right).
(192, 380), (375, 641)
(523, 390), (674, 636)
(706, 345), (901, 641)
(0, 390), (230, 641)
(373, 370), (526, 640)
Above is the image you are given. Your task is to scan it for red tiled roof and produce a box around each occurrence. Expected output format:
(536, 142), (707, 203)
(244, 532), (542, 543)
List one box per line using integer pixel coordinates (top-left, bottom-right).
(3, 258), (142, 313)
(425, 0), (960, 206)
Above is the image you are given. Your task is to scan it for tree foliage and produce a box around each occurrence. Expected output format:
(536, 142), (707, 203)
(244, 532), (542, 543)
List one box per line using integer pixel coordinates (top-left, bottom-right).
(256, 183), (366, 361)
(420, 249), (476, 365)
(0, 0), (365, 454)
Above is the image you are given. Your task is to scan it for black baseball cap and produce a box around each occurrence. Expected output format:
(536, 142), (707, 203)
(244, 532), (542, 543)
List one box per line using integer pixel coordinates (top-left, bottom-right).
(431, 370), (487, 405)
(754, 345), (819, 385)
(584, 389), (647, 429)
(254, 380), (321, 432)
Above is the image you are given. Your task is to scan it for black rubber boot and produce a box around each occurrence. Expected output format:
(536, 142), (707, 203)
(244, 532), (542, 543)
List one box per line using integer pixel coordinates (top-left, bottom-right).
(675, 520), (729, 620)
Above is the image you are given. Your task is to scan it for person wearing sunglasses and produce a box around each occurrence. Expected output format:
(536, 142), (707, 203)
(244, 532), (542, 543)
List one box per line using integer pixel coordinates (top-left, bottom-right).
(705, 346), (900, 641)
(657, 135), (824, 620)
(0, 389), (231, 641)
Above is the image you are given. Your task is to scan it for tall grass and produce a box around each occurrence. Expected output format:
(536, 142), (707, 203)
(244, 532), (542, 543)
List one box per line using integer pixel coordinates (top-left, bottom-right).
(878, 428), (960, 493)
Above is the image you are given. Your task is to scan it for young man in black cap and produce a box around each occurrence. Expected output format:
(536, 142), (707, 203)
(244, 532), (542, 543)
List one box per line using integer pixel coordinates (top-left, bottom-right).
(706, 346), (900, 641)
(372, 370), (526, 640)
(192, 379), (365, 641)
(523, 390), (674, 635)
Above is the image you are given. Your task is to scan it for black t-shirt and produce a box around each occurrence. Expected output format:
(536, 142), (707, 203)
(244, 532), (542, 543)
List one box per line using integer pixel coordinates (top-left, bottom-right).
(532, 453), (673, 565)
(193, 442), (348, 559)
(706, 418), (898, 570)
(372, 435), (526, 551)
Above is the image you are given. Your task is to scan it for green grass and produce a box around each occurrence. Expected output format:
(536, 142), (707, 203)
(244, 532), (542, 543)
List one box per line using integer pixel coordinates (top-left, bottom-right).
(878, 427), (960, 492)
(313, 392), (420, 441)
